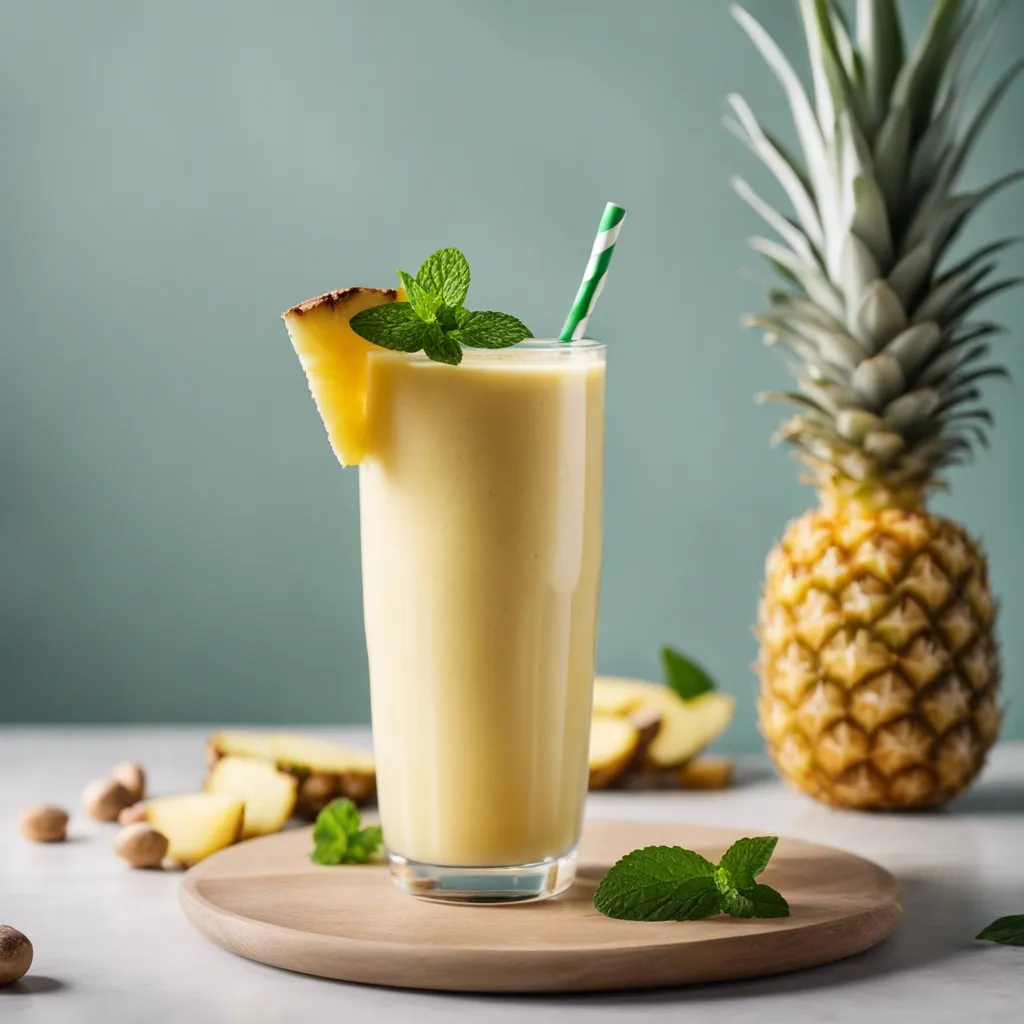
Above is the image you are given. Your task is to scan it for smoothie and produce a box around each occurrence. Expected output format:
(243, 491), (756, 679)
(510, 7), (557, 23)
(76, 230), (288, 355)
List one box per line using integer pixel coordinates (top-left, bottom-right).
(360, 341), (605, 869)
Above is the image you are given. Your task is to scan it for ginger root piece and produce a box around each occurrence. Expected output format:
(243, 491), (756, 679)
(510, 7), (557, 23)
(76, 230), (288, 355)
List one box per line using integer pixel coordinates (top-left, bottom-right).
(593, 677), (735, 769)
(145, 793), (244, 866)
(205, 756), (298, 839)
(678, 757), (735, 790)
(206, 731), (376, 815)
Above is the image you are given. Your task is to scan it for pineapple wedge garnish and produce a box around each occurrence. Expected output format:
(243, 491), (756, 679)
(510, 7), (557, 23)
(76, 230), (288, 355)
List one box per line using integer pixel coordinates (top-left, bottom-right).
(594, 676), (734, 770)
(282, 287), (398, 466)
(145, 793), (244, 866)
(205, 756), (298, 839)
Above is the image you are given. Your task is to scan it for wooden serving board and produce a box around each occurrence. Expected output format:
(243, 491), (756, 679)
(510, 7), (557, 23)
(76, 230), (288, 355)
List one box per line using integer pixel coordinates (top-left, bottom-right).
(180, 820), (903, 993)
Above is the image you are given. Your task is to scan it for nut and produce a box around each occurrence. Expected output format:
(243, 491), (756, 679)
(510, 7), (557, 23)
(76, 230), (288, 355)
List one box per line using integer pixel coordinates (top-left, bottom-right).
(113, 823), (169, 868)
(0, 926), (33, 986)
(82, 778), (135, 822)
(118, 801), (149, 826)
(112, 762), (146, 802)
(18, 804), (68, 843)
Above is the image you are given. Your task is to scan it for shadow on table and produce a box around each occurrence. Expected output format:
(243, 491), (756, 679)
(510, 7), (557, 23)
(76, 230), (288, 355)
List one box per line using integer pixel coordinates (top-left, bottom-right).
(947, 780), (1024, 816)
(0, 976), (67, 995)
(457, 871), (1002, 1006)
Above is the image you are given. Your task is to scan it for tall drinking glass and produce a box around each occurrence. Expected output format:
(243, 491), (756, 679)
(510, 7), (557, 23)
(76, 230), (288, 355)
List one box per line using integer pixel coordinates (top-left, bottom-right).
(359, 340), (605, 903)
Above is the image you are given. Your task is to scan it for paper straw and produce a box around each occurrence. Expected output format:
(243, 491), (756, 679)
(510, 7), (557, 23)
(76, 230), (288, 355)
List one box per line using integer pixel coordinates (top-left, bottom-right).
(559, 202), (626, 342)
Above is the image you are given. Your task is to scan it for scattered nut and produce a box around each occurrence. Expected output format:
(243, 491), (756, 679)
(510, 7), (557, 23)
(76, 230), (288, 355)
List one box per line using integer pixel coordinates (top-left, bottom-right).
(18, 804), (69, 843)
(0, 926), (33, 986)
(82, 778), (135, 822)
(118, 801), (149, 826)
(114, 823), (169, 868)
(112, 762), (146, 802)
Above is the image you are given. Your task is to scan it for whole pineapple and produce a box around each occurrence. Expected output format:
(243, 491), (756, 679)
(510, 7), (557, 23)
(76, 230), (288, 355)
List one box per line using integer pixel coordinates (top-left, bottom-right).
(731, 0), (1018, 808)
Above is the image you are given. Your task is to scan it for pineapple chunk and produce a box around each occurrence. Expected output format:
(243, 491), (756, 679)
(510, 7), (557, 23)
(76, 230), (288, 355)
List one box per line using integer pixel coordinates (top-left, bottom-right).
(594, 676), (735, 768)
(205, 756), (298, 839)
(145, 793), (244, 865)
(206, 731), (376, 815)
(282, 287), (397, 466)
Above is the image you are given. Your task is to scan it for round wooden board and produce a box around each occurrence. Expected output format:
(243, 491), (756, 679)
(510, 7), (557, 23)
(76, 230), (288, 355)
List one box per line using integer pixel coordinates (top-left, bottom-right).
(180, 820), (903, 993)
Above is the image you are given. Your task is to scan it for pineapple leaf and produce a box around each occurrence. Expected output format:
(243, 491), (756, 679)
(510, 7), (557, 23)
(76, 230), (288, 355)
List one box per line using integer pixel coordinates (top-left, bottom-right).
(852, 353), (906, 408)
(857, 0), (904, 125)
(805, 0), (871, 136)
(838, 231), (881, 314)
(945, 58), (1024, 188)
(887, 240), (933, 310)
(727, 94), (825, 247)
(732, 177), (820, 267)
(914, 263), (996, 324)
(851, 175), (894, 269)
(884, 321), (944, 379)
(796, 0), (836, 139)
(872, 105), (911, 213)
(940, 238), (1022, 282)
(890, 0), (966, 142)
(731, 6), (832, 215)
(854, 280), (907, 350)
(943, 277), (1024, 325)
(884, 389), (942, 431)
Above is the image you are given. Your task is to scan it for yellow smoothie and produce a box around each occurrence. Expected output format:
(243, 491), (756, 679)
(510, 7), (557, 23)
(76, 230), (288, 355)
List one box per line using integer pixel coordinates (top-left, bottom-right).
(360, 342), (605, 867)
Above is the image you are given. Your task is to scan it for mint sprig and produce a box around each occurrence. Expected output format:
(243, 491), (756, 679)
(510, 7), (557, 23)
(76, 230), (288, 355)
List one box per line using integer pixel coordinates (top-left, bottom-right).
(349, 247), (532, 365)
(310, 798), (383, 865)
(593, 837), (789, 922)
(977, 915), (1024, 946)
(661, 645), (717, 702)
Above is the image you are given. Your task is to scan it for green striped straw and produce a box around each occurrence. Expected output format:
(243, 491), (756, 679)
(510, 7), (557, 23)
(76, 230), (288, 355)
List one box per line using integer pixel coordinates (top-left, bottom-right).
(559, 202), (626, 342)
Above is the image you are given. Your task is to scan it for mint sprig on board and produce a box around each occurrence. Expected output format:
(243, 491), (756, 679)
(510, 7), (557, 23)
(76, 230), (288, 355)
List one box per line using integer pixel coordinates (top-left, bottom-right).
(593, 837), (789, 922)
(660, 645), (718, 702)
(310, 798), (383, 865)
(977, 915), (1024, 947)
(349, 247), (532, 365)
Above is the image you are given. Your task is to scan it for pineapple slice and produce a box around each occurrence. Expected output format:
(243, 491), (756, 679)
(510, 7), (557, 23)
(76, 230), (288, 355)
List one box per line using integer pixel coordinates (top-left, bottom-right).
(588, 717), (641, 789)
(205, 756), (298, 839)
(145, 793), (244, 865)
(282, 287), (397, 466)
(594, 676), (735, 769)
(206, 731), (376, 815)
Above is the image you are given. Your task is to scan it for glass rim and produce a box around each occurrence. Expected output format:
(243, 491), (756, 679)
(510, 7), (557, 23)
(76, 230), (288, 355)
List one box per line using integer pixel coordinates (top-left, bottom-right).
(367, 338), (606, 363)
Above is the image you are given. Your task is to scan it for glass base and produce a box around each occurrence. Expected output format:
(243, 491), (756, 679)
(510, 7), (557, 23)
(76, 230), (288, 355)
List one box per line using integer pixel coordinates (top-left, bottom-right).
(388, 846), (579, 904)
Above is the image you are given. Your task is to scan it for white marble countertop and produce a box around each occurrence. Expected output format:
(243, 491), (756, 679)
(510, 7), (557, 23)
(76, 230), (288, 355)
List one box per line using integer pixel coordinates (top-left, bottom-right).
(1, 726), (1021, 1023)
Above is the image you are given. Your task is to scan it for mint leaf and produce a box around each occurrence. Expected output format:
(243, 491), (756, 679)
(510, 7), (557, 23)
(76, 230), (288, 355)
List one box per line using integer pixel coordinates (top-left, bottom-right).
(449, 310), (533, 349)
(977, 915), (1024, 946)
(593, 846), (721, 921)
(724, 884), (790, 919)
(349, 302), (435, 353)
(417, 247), (470, 307)
(661, 646), (717, 702)
(719, 836), (779, 890)
(397, 270), (441, 322)
(594, 837), (786, 923)
(423, 323), (462, 365)
(436, 303), (464, 331)
(310, 798), (383, 865)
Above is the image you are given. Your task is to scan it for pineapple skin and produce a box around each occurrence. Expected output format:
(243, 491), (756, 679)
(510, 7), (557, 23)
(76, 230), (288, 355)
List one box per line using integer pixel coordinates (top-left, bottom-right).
(757, 494), (1001, 810)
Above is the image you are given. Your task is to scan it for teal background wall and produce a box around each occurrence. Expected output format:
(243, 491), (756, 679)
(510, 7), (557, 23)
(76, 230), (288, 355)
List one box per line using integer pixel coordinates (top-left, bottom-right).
(2, 0), (1022, 751)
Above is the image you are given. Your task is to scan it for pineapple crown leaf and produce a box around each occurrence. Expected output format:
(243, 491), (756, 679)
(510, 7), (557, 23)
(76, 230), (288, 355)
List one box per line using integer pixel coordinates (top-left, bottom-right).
(732, 0), (1021, 494)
